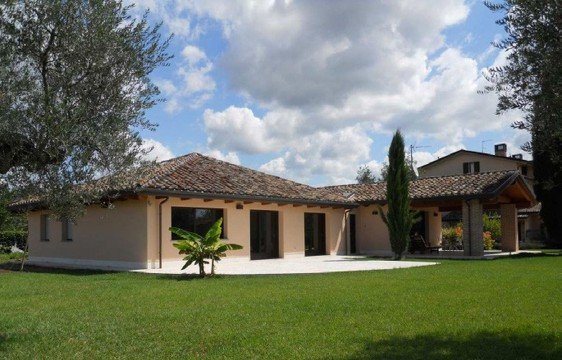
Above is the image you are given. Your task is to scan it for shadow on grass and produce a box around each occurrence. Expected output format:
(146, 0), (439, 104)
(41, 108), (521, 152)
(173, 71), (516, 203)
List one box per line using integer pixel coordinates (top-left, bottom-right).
(340, 332), (561, 360)
(0, 332), (6, 353)
(496, 251), (561, 260)
(0, 262), (116, 276)
(154, 273), (213, 281)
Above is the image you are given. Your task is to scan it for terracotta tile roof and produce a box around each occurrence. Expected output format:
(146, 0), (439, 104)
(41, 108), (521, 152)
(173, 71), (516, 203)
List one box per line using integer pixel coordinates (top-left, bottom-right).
(9, 155), (531, 211)
(321, 170), (521, 204)
(518, 202), (541, 214)
(132, 153), (351, 205)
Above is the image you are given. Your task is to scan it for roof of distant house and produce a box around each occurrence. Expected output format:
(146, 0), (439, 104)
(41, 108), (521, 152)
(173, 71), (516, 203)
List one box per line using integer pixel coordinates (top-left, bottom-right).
(417, 149), (532, 171)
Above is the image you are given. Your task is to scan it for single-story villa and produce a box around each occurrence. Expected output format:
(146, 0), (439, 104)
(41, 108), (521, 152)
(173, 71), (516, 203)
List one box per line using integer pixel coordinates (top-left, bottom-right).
(13, 153), (536, 270)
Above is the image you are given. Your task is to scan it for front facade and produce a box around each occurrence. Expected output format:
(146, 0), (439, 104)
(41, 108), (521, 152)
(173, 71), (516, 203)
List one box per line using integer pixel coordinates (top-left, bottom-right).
(19, 153), (536, 270)
(28, 196), (347, 269)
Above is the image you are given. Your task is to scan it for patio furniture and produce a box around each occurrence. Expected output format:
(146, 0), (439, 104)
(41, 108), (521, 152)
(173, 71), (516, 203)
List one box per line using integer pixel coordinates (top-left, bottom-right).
(443, 237), (463, 250)
(409, 234), (441, 254)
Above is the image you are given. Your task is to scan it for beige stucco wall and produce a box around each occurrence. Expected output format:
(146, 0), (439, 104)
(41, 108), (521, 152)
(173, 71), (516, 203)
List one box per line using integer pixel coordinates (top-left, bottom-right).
(354, 205), (391, 255)
(419, 153), (527, 178)
(147, 196), (347, 266)
(27, 198), (149, 268)
(352, 205), (442, 255)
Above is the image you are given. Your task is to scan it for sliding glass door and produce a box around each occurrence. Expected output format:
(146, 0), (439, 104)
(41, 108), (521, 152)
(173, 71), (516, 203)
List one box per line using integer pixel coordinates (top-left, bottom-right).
(250, 210), (279, 260)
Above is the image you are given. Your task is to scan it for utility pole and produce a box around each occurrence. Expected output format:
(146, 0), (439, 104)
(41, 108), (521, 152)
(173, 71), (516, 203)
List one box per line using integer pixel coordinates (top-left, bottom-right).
(409, 144), (432, 171)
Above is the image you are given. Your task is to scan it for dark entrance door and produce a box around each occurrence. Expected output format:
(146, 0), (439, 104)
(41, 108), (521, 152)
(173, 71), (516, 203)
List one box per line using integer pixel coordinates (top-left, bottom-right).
(250, 210), (279, 260)
(349, 214), (357, 254)
(305, 213), (326, 256)
(410, 211), (427, 239)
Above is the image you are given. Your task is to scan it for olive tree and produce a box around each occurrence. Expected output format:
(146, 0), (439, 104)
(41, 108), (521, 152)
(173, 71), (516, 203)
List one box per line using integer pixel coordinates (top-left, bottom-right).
(0, 0), (171, 219)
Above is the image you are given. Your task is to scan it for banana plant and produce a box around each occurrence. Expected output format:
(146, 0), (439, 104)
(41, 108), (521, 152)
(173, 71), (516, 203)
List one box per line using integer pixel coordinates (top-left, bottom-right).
(170, 218), (242, 276)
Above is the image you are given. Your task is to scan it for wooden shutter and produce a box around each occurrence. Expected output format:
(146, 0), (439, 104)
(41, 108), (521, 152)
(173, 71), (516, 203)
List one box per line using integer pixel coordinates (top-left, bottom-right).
(474, 162), (480, 173)
(463, 162), (469, 174)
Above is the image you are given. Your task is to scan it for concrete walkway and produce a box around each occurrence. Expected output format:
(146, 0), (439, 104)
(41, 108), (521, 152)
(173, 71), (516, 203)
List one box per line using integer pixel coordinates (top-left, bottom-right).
(135, 255), (438, 275)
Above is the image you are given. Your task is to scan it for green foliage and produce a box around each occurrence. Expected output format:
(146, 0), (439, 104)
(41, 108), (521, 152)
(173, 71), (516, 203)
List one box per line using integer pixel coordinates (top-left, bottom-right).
(0, 230), (27, 250)
(355, 165), (377, 184)
(170, 218), (243, 276)
(0, 0), (171, 220)
(485, 1), (562, 246)
(377, 159), (417, 183)
(379, 130), (415, 259)
(483, 231), (495, 251)
(483, 213), (501, 243)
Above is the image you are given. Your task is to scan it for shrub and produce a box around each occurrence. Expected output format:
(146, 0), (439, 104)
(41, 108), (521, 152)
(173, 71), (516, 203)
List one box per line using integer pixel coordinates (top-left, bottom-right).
(442, 226), (457, 241)
(483, 213), (502, 242)
(0, 230), (27, 250)
(483, 231), (495, 250)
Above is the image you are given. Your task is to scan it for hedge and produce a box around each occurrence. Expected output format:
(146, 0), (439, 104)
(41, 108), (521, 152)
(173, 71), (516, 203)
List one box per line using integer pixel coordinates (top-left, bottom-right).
(0, 230), (27, 250)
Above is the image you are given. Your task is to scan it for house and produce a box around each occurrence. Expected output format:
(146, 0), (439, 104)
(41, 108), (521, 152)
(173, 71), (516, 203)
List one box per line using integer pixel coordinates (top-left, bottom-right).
(417, 143), (543, 242)
(13, 153), (536, 270)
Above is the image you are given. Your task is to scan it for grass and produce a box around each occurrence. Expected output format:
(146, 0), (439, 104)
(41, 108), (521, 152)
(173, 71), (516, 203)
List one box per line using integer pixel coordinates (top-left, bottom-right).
(0, 252), (24, 262)
(0, 255), (561, 359)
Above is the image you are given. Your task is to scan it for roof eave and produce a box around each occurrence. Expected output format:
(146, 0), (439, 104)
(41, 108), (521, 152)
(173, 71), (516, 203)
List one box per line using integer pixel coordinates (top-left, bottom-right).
(136, 187), (358, 208)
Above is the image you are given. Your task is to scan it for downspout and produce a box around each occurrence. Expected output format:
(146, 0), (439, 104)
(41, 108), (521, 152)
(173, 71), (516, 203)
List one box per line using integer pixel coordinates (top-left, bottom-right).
(158, 197), (169, 269)
(344, 209), (351, 255)
(464, 199), (472, 256)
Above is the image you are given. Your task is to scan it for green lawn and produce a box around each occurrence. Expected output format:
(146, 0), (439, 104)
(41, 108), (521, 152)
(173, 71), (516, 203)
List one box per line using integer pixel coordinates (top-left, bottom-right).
(1, 256), (561, 359)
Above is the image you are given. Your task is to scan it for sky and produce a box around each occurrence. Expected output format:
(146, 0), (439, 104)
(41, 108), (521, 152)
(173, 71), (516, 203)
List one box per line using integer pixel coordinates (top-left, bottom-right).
(129, 0), (531, 185)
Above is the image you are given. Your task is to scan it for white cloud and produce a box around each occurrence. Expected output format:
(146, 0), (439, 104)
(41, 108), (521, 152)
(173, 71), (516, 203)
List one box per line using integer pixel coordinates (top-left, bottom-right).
(259, 125), (375, 185)
(205, 150), (241, 165)
(203, 106), (281, 154)
(138, 1), (527, 183)
(157, 45), (215, 112)
(181, 45), (207, 65)
(141, 139), (175, 162)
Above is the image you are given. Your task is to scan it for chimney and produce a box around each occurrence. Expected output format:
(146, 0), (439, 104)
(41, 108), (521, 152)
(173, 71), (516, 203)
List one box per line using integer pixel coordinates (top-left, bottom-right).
(494, 143), (507, 157)
(511, 154), (523, 160)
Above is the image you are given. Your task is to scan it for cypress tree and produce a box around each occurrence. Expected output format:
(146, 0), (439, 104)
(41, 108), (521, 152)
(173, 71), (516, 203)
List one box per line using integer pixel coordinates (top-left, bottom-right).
(379, 130), (415, 260)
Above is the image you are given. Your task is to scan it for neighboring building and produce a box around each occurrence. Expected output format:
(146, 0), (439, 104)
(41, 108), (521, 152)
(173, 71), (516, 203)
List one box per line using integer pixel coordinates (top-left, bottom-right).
(417, 143), (543, 242)
(12, 153), (535, 270)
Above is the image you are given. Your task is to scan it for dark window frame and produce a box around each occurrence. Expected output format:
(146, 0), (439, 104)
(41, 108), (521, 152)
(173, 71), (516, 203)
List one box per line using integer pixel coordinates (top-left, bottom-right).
(61, 220), (74, 242)
(171, 207), (225, 240)
(463, 161), (480, 174)
(40, 214), (50, 242)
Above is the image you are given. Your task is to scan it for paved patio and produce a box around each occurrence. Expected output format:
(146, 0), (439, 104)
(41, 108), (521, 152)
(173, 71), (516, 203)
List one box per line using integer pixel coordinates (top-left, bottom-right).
(135, 255), (438, 275)
(406, 249), (542, 260)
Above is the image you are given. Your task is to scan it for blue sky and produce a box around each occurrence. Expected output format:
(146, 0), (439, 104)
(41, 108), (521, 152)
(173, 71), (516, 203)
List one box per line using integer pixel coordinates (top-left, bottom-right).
(131, 0), (529, 185)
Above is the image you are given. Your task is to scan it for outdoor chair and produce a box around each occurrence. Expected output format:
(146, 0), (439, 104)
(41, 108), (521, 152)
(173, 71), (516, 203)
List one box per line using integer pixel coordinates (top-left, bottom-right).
(409, 233), (441, 254)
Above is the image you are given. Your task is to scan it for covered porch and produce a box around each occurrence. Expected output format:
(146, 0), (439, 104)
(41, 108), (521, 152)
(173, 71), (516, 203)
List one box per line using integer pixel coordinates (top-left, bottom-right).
(410, 171), (536, 257)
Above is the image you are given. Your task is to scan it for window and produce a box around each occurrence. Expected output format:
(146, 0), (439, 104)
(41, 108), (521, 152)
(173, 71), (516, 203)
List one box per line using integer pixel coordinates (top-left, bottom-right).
(463, 161), (480, 174)
(521, 165), (528, 176)
(171, 207), (224, 240)
(62, 220), (74, 242)
(40, 214), (51, 242)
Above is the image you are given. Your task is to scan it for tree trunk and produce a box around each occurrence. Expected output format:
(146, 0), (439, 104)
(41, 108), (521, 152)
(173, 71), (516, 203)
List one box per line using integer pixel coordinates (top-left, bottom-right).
(198, 261), (205, 277)
(19, 236), (29, 271)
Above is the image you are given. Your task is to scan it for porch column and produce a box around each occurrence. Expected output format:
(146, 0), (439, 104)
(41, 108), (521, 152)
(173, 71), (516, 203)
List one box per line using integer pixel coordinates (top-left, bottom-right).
(500, 203), (519, 252)
(462, 199), (484, 256)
